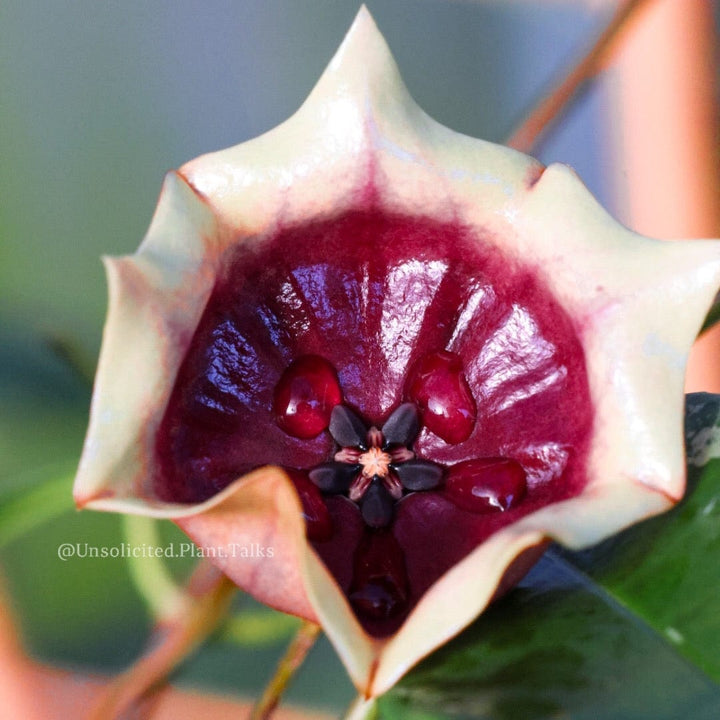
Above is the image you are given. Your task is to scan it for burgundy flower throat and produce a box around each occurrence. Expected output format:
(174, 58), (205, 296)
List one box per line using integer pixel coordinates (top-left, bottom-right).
(155, 210), (593, 637)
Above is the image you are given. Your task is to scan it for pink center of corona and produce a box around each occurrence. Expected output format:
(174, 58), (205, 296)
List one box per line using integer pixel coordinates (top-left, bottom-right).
(359, 446), (392, 479)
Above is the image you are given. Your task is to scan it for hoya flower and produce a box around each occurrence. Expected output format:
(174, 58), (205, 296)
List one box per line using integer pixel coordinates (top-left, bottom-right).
(74, 8), (720, 700)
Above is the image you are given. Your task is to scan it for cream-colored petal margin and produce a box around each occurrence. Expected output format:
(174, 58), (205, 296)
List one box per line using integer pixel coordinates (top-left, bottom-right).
(74, 171), (219, 509)
(517, 164), (720, 511)
(179, 9), (380, 238)
(73, 4), (720, 702)
(180, 8), (538, 241)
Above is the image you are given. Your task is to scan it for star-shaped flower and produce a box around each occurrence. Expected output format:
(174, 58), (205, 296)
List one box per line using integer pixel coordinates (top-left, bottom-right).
(73, 7), (720, 701)
(309, 403), (442, 528)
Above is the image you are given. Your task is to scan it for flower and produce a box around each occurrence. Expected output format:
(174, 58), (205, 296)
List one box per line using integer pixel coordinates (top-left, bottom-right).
(74, 7), (720, 699)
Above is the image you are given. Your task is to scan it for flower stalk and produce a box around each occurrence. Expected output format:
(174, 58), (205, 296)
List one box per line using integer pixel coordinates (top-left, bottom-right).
(87, 561), (236, 720)
(507, 0), (655, 153)
(250, 621), (322, 720)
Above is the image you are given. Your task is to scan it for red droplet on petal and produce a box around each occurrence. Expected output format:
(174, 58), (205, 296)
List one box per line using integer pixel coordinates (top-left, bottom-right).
(349, 530), (408, 621)
(273, 355), (342, 439)
(406, 350), (476, 444)
(285, 468), (333, 541)
(444, 458), (527, 513)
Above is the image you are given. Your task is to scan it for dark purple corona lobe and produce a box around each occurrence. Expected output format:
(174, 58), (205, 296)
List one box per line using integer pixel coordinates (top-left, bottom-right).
(273, 355), (342, 438)
(308, 403), (440, 531)
(154, 208), (593, 636)
(444, 458), (527, 513)
(406, 350), (476, 444)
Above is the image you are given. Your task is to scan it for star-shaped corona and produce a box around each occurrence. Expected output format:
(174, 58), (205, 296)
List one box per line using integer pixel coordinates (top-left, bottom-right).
(309, 404), (442, 528)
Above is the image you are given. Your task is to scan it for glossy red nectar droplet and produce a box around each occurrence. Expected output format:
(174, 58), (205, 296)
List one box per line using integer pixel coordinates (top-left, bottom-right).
(406, 350), (476, 444)
(444, 458), (527, 514)
(285, 468), (333, 542)
(273, 355), (342, 439)
(349, 530), (408, 621)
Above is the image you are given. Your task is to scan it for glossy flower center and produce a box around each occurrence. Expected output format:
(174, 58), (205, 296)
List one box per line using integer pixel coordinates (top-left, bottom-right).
(308, 403), (442, 528)
(359, 447), (391, 478)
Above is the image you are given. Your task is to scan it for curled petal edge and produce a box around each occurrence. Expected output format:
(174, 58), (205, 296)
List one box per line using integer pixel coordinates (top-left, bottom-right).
(73, 6), (720, 699)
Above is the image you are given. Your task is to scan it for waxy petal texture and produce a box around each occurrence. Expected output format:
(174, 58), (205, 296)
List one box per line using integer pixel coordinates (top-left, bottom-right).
(74, 8), (720, 697)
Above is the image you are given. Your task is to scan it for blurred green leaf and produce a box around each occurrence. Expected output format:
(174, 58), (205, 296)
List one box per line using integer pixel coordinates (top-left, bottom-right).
(1, 509), (151, 669)
(378, 393), (720, 719)
(0, 323), (89, 484)
(0, 467), (74, 548)
(220, 607), (300, 647)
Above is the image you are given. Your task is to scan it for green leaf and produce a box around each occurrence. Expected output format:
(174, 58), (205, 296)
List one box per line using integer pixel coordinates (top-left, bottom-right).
(0, 321), (90, 483)
(378, 393), (720, 720)
(0, 466), (75, 548)
(1, 509), (151, 670)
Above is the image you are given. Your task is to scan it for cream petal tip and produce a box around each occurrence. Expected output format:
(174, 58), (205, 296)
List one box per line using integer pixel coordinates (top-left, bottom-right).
(72, 6), (720, 703)
(324, 5), (397, 83)
(136, 170), (218, 274)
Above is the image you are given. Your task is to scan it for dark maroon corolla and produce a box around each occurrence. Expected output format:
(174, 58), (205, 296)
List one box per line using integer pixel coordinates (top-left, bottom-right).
(154, 208), (593, 636)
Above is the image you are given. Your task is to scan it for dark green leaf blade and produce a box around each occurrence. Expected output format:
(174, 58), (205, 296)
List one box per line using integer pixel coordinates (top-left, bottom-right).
(379, 553), (720, 720)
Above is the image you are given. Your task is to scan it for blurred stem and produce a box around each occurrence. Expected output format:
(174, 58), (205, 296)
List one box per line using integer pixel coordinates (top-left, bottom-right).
(343, 696), (378, 720)
(221, 607), (299, 647)
(121, 514), (187, 621)
(43, 331), (96, 387)
(249, 620), (322, 720)
(87, 561), (236, 720)
(607, 0), (720, 391)
(506, 0), (655, 153)
(700, 294), (720, 337)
